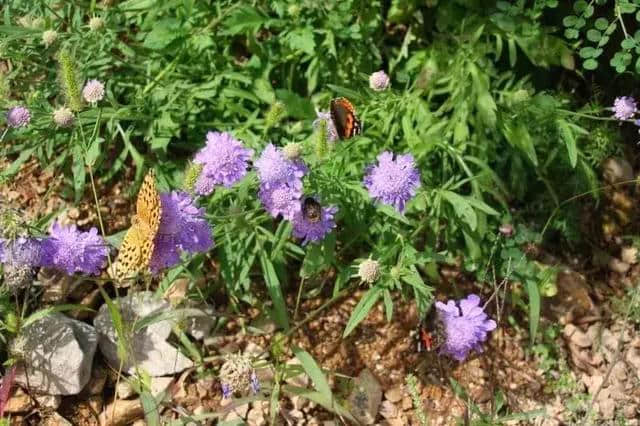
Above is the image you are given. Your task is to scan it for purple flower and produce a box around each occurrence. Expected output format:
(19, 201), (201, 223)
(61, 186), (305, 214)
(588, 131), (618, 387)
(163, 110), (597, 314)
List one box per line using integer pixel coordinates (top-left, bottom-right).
(363, 151), (420, 212)
(250, 372), (260, 394)
(255, 144), (307, 190)
(150, 191), (214, 274)
(193, 131), (253, 195)
(613, 96), (637, 120)
(221, 383), (232, 399)
(82, 79), (105, 103)
(258, 184), (302, 220)
(313, 110), (338, 143)
(6, 106), (31, 128)
(40, 222), (108, 275)
(369, 70), (390, 91)
(0, 237), (41, 268)
(291, 203), (337, 245)
(435, 294), (497, 362)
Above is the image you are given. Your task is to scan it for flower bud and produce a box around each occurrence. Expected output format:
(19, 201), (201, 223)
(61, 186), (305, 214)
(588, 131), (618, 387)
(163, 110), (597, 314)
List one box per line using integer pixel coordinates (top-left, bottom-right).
(358, 259), (380, 284)
(53, 106), (74, 127)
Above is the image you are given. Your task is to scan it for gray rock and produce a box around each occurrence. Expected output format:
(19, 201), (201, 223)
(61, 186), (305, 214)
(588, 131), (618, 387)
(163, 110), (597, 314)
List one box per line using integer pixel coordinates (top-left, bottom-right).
(182, 304), (216, 340)
(348, 369), (382, 425)
(14, 313), (98, 395)
(93, 291), (193, 377)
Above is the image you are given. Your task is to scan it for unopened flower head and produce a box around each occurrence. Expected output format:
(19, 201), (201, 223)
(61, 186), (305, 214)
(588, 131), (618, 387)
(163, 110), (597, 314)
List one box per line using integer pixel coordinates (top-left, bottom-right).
(358, 259), (380, 284)
(219, 353), (259, 398)
(40, 222), (108, 275)
(182, 162), (203, 194)
(88, 16), (104, 31)
(150, 191), (214, 274)
(291, 203), (338, 245)
(42, 30), (58, 47)
(82, 79), (105, 103)
(369, 70), (390, 91)
(282, 142), (302, 160)
(6, 106), (31, 128)
(193, 131), (253, 195)
(313, 110), (338, 144)
(435, 294), (497, 361)
(363, 151), (420, 212)
(613, 96), (637, 121)
(265, 101), (285, 128)
(53, 106), (74, 127)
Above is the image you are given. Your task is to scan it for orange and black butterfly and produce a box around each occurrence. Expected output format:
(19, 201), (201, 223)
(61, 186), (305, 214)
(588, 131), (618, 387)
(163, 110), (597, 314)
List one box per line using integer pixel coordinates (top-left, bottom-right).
(302, 197), (322, 223)
(330, 97), (362, 140)
(417, 304), (446, 353)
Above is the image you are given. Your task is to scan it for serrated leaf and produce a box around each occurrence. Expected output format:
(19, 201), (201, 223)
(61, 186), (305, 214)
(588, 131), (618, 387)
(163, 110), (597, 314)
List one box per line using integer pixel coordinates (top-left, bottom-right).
(441, 190), (477, 230)
(285, 27), (316, 55)
(143, 18), (182, 50)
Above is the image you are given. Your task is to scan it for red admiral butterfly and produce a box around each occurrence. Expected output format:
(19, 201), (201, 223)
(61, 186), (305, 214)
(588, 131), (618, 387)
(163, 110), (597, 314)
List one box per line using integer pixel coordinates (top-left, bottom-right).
(416, 303), (446, 353)
(330, 97), (362, 140)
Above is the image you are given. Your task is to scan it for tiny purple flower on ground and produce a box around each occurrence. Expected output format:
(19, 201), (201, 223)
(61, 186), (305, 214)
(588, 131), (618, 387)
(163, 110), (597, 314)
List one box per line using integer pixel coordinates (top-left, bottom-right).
(363, 151), (420, 212)
(613, 96), (637, 120)
(82, 79), (105, 103)
(40, 222), (108, 275)
(435, 294), (497, 362)
(150, 191), (214, 274)
(6, 106), (31, 128)
(291, 203), (338, 245)
(255, 144), (307, 191)
(193, 131), (253, 195)
(313, 110), (338, 143)
(258, 183), (303, 220)
(369, 70), (390, 91)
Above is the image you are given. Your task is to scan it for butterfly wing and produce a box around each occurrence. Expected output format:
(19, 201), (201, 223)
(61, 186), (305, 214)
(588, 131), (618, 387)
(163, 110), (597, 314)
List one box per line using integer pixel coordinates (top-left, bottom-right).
(330, 97), (361, 140)
(112, 170), (161, 281)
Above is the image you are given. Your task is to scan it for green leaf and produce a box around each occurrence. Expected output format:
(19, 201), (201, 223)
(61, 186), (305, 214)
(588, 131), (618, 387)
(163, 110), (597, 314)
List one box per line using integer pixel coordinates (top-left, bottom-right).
(72, 144), (86, 203)
(143, 18), (182, 50)
(579, 47), (595, 58)
(441, 190), (477, 230)
(526, 278), (540, 346)
(283, 386), (357, 423)
(564, 28), (579, 39)
(583, 58), (598, 70)
(586, 29), (601, 42)
(502, 121), (538, 166)
(557, 119), (577, 167)
(285, 27), (316, 55)
(562, 15), (577, 27)
(622, 38), (636, 50)
(22, 304), (93, 329)
(140, 391), (161, 426)
(573, 0), (587, 13)
(343, 286), (383, 337)
(476, 92), (497, 128)
(259, 253), (290, 331)
(221, 6), (268, 35)
(595, 17), (609, 30)
(292, 347), (332, 398)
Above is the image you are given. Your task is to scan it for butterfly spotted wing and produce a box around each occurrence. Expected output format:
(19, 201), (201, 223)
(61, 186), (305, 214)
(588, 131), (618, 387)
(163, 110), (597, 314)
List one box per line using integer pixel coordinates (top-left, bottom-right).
(112, 170), (162, 281)
(330, 97), (361, 140)
(302, 197), (322, 223)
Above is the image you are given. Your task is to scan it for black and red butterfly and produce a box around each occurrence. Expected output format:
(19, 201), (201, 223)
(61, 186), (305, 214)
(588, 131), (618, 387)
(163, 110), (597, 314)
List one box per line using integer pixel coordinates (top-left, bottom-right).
(330, 97), (362, 140)
(416, 303), (446, 353)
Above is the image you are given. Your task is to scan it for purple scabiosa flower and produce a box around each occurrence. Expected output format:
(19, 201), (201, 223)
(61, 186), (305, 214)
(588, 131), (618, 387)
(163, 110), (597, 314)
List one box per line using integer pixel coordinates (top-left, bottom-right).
(193, 131), (253, 195)
(613, 96), (637, 120)
(255, 144), (307, 190)
(6, 106), (31, 128)
(40, 222), (108, 275)
(369, 70), (390, 91)
(291, 203), (338, 245)
(258, 184), (302, 220)
(363, 151), (420, 213)
(150, 191), (213, 274)
(435, 294), (497, 362)
(313, 110), (338, 143)
(82, 79), (105, 103)
(0, 237), (41, 268)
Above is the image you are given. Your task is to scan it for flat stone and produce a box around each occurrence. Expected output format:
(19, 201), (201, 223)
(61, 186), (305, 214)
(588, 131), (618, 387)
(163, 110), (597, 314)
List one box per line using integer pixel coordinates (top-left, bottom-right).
(247, 407), (266, 425)
(149, 376), (173, 398)
(379, 400), (397, 419)
(115, 381), (135, 399)
(348, 369), (382, 425)
(42, 412), (73, 426)
(384, 386), (403, 403)
(34, 394), (61, 409)
(15, 313), (98, 395)
(621, 246), (638, 264)
(93, 291), (193, 376)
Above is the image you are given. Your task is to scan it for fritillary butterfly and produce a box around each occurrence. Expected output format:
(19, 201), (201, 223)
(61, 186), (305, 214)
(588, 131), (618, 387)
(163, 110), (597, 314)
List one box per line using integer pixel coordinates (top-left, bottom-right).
(111, 170), (161, 281)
